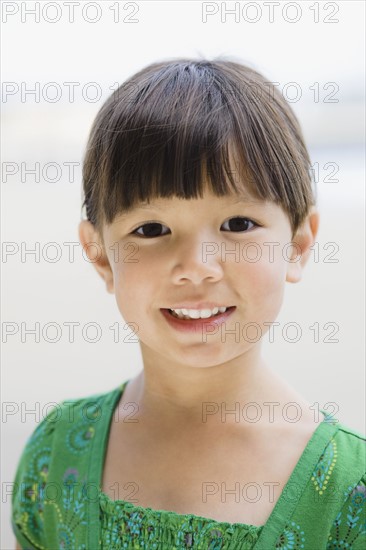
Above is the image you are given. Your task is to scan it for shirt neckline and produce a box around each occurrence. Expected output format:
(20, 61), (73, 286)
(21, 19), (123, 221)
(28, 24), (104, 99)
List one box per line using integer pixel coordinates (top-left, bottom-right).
(89, 379), (340, 545)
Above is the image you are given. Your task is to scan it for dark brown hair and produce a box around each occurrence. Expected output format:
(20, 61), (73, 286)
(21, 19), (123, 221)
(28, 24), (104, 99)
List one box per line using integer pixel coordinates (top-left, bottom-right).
(81, 57), (316, 240)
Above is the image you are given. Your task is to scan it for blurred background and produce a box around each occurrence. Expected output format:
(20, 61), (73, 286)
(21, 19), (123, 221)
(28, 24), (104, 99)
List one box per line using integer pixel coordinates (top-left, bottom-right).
(2, 1), (365, 546)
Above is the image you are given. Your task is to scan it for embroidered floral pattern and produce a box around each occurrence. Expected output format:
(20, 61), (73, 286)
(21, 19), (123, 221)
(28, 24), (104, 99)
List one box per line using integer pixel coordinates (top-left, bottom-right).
(12, 388), (366, 549)
(275, 521), (305, 549)
(12, 443), (52, 549)
(326, 480), (366, 548)
(311, 439), (338, 495)
(273, 438), (365, 550)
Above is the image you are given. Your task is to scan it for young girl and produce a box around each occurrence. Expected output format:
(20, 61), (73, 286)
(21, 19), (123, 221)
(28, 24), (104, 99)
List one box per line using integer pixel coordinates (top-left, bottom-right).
(12, 58), (365, 549)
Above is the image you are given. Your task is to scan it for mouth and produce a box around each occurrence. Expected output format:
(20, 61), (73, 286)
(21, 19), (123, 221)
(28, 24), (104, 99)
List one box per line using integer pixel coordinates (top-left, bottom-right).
(165, 306), (235, 320)
(160, 306), (236, 332)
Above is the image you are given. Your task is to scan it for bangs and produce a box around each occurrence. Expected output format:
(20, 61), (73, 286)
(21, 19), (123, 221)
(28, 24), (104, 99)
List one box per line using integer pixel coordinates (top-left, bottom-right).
(82, 59), (315, 237)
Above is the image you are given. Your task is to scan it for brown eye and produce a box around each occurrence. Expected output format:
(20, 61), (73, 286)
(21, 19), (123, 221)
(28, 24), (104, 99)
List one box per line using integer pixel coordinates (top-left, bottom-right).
(221, 217), (256, 232)
(133, 223), (170, 238)
(131, 217), (258, 238)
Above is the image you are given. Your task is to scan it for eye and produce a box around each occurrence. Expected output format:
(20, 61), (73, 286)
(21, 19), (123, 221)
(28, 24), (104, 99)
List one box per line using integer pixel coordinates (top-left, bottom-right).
(131, 217), (258, 238)
(132, 222), (170, 238)
(221, 217), (257, 232)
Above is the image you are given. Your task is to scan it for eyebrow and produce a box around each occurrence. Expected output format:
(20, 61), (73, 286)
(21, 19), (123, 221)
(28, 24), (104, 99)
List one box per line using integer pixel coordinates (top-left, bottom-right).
(116, 196), (262, 219)
(229, 197), (263, 205)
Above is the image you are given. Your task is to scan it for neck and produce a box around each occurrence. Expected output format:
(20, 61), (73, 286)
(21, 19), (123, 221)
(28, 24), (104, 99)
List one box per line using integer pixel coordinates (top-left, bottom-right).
(119, 345), (311, 432)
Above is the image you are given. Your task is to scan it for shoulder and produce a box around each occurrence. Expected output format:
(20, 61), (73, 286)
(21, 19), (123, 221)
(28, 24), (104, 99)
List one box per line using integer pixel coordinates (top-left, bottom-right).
(337, 422), (365, 441)
(11, 400), (60, 549)
(325, 420), (366, 547)
(333, 419), (366, 461)
(326, 469), (366, 548)
(11, 384), (123, 549)
(319, 416), (365, 488)
(267, 417), (366, 549)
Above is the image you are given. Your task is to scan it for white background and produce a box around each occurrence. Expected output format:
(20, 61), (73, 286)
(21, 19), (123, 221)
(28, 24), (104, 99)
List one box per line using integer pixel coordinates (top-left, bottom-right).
(1, 1), (365, 546)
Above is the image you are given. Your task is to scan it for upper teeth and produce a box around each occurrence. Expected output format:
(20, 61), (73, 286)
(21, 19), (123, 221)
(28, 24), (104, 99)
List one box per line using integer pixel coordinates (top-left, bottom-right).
(170, 307), (228, 319)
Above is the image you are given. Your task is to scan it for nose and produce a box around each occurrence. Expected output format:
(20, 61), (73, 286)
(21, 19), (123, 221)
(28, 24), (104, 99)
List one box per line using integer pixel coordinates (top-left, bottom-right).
(170, 235), (223, 285)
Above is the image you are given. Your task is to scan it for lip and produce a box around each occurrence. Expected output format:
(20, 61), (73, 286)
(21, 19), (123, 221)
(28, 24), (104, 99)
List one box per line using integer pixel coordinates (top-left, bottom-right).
(160, 306), (236, 333)
(166, 303), (235, 310)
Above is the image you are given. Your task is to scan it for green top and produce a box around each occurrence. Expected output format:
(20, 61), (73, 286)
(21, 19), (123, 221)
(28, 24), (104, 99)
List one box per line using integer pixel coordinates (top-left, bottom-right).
(11, 380), (366, 549)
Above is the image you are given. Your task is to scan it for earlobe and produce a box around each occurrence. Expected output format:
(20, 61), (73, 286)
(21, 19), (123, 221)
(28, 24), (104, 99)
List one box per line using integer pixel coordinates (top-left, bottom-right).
(78, 220), (115, 294)
(286, 208), (320, 284)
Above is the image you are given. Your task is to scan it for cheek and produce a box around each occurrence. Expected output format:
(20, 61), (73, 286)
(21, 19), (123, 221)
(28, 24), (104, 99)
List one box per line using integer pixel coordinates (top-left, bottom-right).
(112, 260), (152, 320)
(236, 248), (287, 317)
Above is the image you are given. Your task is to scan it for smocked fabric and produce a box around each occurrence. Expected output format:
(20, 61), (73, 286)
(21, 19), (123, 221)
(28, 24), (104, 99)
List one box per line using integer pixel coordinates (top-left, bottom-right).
(99, 490), (263, 548)
(11, 380), (366, 549)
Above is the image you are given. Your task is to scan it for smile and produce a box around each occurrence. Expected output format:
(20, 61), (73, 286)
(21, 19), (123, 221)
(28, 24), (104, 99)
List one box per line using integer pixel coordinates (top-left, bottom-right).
(160, 307), (236, 333)
(169, 306), (230, 320)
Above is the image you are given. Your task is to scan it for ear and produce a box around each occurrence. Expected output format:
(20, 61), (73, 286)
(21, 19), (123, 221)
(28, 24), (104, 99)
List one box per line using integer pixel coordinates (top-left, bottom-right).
(286, 207), (320, 284)
(78, 220), (115, 294)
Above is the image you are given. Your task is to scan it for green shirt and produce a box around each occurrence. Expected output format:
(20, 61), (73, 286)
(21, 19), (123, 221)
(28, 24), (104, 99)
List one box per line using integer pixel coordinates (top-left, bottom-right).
(11, 380), (366, 549)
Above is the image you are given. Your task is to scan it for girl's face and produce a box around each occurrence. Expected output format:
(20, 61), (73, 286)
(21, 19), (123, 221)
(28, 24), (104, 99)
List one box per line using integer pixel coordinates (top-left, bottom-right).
(100, 188), (304, 368)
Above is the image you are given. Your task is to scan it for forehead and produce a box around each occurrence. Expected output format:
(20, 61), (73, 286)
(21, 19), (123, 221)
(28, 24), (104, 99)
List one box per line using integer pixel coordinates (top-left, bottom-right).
(114, 189), (266, 220)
